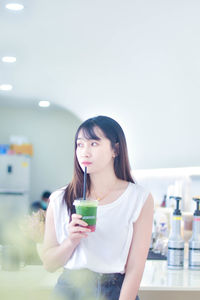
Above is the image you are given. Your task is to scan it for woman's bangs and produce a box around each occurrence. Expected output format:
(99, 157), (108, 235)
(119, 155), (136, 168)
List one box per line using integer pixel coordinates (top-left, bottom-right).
(80, 125), (101, 140)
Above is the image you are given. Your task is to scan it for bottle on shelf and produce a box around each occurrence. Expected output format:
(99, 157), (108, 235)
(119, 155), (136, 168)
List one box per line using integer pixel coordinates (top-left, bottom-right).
(167, 196), (184, 269)
(188, 196), (200, 270)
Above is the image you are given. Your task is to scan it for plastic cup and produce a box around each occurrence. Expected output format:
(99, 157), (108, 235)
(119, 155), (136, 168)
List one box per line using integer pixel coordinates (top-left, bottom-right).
(73, 199), (98, 232)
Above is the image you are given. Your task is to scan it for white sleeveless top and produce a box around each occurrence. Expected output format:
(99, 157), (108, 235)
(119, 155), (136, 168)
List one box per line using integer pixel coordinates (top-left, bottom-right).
(50, 182), (149, 274)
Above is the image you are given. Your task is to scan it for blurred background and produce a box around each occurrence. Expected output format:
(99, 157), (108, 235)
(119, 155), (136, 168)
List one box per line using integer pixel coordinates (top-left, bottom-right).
(0, 0), (200, 207)
(1, 1), (200, 299)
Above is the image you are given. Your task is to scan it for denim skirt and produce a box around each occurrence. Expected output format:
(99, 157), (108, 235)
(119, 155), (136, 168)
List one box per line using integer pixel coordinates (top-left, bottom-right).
(52, 269), (139, 300)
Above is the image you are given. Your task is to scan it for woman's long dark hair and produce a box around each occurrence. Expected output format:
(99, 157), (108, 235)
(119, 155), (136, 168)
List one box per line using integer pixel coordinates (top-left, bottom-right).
(63, 115), (135, 217)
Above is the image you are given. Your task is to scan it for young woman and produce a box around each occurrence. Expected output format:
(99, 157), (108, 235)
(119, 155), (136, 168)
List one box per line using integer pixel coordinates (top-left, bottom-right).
(42, 116), (154, 300)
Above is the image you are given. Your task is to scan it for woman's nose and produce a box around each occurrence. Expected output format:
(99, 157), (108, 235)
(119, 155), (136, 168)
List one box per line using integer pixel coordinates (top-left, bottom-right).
(81, 145), (91, 157)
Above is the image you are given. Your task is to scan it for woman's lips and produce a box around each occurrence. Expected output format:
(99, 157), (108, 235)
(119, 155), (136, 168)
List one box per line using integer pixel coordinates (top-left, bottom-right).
(82, 161), (92, 166)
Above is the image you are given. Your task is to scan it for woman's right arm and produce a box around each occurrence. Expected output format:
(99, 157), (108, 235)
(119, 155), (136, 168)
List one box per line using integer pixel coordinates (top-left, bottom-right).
(42, 201), (91, 272)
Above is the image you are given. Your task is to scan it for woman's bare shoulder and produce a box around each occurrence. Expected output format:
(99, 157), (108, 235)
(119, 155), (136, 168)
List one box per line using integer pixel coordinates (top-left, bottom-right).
(49, 186), (66, 203)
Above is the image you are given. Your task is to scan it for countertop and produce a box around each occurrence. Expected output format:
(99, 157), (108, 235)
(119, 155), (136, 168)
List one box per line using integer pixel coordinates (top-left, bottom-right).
(1, 260), (200, 292)
(140, 260), (200, 291)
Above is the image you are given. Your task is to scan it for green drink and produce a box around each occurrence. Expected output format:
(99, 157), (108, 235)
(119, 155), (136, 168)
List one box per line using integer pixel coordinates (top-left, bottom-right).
(74, 199), (98, 232)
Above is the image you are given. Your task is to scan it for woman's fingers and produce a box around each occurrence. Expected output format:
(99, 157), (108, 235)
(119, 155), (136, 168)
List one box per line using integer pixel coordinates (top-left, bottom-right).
(71, 233), (88, 239)
(71, 213), (82, 219)
(68, 224), (91, 234)
(71, 214), (89, 227)
(71, 219), (89, 228)
(68, 214), (91, 238)
(68, 227), (89, 240)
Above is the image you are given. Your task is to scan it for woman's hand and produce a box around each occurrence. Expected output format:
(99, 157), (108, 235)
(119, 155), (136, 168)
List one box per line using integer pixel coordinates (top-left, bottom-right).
(43, 203), (91, 272)
(67, 214), (91, 244)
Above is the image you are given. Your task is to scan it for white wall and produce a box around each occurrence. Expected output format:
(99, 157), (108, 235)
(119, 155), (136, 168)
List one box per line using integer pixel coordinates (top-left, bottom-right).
(1, 1), (200, 170)
(0, 106), (81, 203)
(38, 0), (199, 170)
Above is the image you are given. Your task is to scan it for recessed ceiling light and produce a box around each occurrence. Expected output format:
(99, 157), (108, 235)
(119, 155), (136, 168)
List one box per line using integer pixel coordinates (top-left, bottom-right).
(38, 101), (50, 108)
(2, 56), (16, 63)
(5, 3), (24, 11)
(0, 84), (13, 91)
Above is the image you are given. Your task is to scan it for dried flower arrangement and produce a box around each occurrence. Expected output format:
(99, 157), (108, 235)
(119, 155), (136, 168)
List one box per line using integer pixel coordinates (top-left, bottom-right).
(19, 209), (46, 243)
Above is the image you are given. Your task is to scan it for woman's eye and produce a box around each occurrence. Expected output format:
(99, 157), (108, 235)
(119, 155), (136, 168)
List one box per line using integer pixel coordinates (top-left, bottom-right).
(91, 142), (98, 146)
(77, 143), (84, 148)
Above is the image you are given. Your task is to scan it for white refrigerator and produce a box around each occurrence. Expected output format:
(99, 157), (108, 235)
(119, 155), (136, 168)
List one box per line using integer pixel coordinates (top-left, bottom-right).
(0, 154), (31, 243)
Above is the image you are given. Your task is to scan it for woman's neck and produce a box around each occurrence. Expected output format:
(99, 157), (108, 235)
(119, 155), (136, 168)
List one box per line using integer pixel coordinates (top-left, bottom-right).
(89, 168), (119, 196)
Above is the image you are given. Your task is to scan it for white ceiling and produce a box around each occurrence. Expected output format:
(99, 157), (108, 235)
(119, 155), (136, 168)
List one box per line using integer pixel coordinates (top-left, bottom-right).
(1, 0), (200, 168)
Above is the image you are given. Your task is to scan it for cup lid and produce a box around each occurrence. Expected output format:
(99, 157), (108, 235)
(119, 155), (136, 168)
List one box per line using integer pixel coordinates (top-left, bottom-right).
(73, 199), (98, 206)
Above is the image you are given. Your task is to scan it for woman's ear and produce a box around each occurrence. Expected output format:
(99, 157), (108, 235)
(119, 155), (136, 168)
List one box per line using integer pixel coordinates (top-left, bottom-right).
(113, 143), (119, 157)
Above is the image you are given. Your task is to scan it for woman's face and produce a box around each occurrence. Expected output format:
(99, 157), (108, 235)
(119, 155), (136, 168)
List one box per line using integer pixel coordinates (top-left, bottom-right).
(76, 126), (115, 174)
